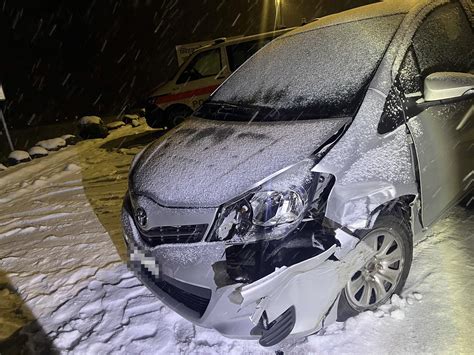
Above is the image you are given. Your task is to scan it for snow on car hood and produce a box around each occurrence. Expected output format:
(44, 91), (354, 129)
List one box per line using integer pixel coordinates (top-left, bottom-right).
(131, 117), (348, 207)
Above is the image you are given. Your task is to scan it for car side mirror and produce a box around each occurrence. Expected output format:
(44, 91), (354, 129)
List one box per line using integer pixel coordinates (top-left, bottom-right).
(423, 72), (474, 102)
(401, 72), (474, 119)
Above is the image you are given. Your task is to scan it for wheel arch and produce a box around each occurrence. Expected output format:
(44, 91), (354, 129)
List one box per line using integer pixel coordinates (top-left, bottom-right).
(164, 103), (193, 116)
(367, 194), (424, 242)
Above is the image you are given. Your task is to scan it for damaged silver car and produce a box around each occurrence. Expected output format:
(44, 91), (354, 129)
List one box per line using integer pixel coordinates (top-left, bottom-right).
(122, 0), (474, 347)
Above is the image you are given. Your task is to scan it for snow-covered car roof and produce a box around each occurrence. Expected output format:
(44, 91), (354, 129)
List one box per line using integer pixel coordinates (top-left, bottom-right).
(282, 0), (427, 39)
(285, 0), (472, 41)
(186, 27), (295, 57)
(211, 0), (471, 114)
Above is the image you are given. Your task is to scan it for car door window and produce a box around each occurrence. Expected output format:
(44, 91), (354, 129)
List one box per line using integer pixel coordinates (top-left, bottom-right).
(177, 49), (222, 84)
(378, 2), (473, 134)
(412, 2), (473, 76)
(226, 39), (271, 72)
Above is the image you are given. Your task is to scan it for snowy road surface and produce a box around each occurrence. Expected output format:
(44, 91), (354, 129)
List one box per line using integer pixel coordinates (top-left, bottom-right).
(0, 125), (473, 354)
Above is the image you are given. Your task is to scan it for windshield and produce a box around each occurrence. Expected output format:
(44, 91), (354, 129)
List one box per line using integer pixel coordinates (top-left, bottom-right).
(197, 15), (403, 122)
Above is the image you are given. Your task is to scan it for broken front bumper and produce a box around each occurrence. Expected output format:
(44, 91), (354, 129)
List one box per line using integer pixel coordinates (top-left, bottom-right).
(121, 199), (374, 345)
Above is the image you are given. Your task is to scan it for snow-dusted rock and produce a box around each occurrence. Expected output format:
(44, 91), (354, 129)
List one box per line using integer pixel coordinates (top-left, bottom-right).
(61, 134), (80, 145)
(122, 114), (139, 124)
(36, 138), (67, 151)
(106, 121), (126, 130)
(64, 163), (81, 172)
(0, 163), (7, 171)
(78, 116), (108, 139)
(8, 150), (31, 165)
(28, 146), (49, 158)
(79, 116), (102, 126)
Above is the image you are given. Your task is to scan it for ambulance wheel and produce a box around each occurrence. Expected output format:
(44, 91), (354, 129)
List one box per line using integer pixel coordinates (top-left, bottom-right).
(165, 105), (193, 128)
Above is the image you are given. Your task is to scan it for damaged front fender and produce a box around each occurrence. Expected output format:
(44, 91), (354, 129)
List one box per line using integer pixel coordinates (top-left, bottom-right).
(312, 89), (419, 231)
(229, 229), (375, 342)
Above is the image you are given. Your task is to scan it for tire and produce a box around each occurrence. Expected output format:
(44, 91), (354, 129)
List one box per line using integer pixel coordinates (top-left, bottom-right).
(337, 210), (413, 321)
(165, 106), (193, 129)
(145, 105), (165, 129)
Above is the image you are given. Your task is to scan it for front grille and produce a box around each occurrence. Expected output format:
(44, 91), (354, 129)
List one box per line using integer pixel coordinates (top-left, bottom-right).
(139, 224), (208, 247)
(137, 263), (211, 317)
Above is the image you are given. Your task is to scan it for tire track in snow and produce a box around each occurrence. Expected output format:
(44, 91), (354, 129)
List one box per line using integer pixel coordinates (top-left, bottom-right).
(0, 205), (66, 222)
(33, 185), (84, 200)
(0, 125), (152, 353)
(0, 212), (74, 237)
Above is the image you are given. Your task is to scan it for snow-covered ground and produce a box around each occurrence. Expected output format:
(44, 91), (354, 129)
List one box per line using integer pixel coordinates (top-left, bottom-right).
(0, 125), (473, 354)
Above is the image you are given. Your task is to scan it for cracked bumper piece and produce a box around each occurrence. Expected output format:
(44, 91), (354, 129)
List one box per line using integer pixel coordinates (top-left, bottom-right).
(251, 306), (296, 347)
(122, 205), (258, 338)
(122, 203), (374, 344)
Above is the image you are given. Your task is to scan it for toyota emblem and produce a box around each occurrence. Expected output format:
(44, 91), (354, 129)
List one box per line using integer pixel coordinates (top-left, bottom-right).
(135, 207), (147, 227)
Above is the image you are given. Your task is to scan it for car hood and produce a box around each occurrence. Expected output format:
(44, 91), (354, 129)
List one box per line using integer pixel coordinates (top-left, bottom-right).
(131, 117), (348, 208)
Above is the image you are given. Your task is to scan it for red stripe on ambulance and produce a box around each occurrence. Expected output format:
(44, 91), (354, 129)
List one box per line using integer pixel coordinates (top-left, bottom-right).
(155, 85), (220, 105)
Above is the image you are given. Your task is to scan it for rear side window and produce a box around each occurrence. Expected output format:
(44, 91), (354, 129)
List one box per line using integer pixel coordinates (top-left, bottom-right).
(226, 39), (271, 72)
(397, 48), (422, 95)
(412, 2), (473, 76)
(378, 87), (405, 134)
(379, 49), (422, 134)
(177, 49), (222, 84)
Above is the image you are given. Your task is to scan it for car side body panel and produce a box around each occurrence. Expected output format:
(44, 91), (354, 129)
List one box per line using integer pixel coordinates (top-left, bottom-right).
(313, 87), (418, 231)
(408, 99), (474, 227)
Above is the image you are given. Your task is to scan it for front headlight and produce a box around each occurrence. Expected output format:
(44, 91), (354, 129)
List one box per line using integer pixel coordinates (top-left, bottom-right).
(211, 159), (317, 244)
(250, 187), (307, 227)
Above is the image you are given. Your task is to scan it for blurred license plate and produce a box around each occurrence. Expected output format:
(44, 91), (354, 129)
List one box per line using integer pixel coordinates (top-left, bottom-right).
(130, 248), (160, 277)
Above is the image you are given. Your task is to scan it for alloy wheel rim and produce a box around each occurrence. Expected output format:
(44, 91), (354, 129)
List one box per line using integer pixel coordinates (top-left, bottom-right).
(345, 229), (405, 310)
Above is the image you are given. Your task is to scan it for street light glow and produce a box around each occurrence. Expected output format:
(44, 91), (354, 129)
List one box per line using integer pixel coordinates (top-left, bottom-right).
(275, 0), (284, 29)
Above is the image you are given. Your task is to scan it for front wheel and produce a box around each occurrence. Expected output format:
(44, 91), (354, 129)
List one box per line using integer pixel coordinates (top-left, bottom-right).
(165, 106), (193, 129)
(337, 213), (413, 321)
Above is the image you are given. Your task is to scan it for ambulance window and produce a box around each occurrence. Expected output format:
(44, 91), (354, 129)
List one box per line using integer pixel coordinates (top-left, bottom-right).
(226, 39), (271, 72)
(177, 49), (222, 84)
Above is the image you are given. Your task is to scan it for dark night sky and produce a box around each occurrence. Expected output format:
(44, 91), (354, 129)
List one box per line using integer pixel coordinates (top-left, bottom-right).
(0, 0), (376, 129)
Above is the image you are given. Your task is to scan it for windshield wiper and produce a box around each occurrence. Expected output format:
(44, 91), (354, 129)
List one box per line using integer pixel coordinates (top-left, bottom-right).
(195, 101), (262, 121)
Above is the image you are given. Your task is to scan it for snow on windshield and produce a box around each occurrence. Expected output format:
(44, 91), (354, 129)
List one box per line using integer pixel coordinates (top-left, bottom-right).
(212, 15), (403, 118)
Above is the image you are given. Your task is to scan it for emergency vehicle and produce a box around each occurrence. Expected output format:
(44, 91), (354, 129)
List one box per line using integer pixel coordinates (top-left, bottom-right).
(145, 28), (292, 128)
